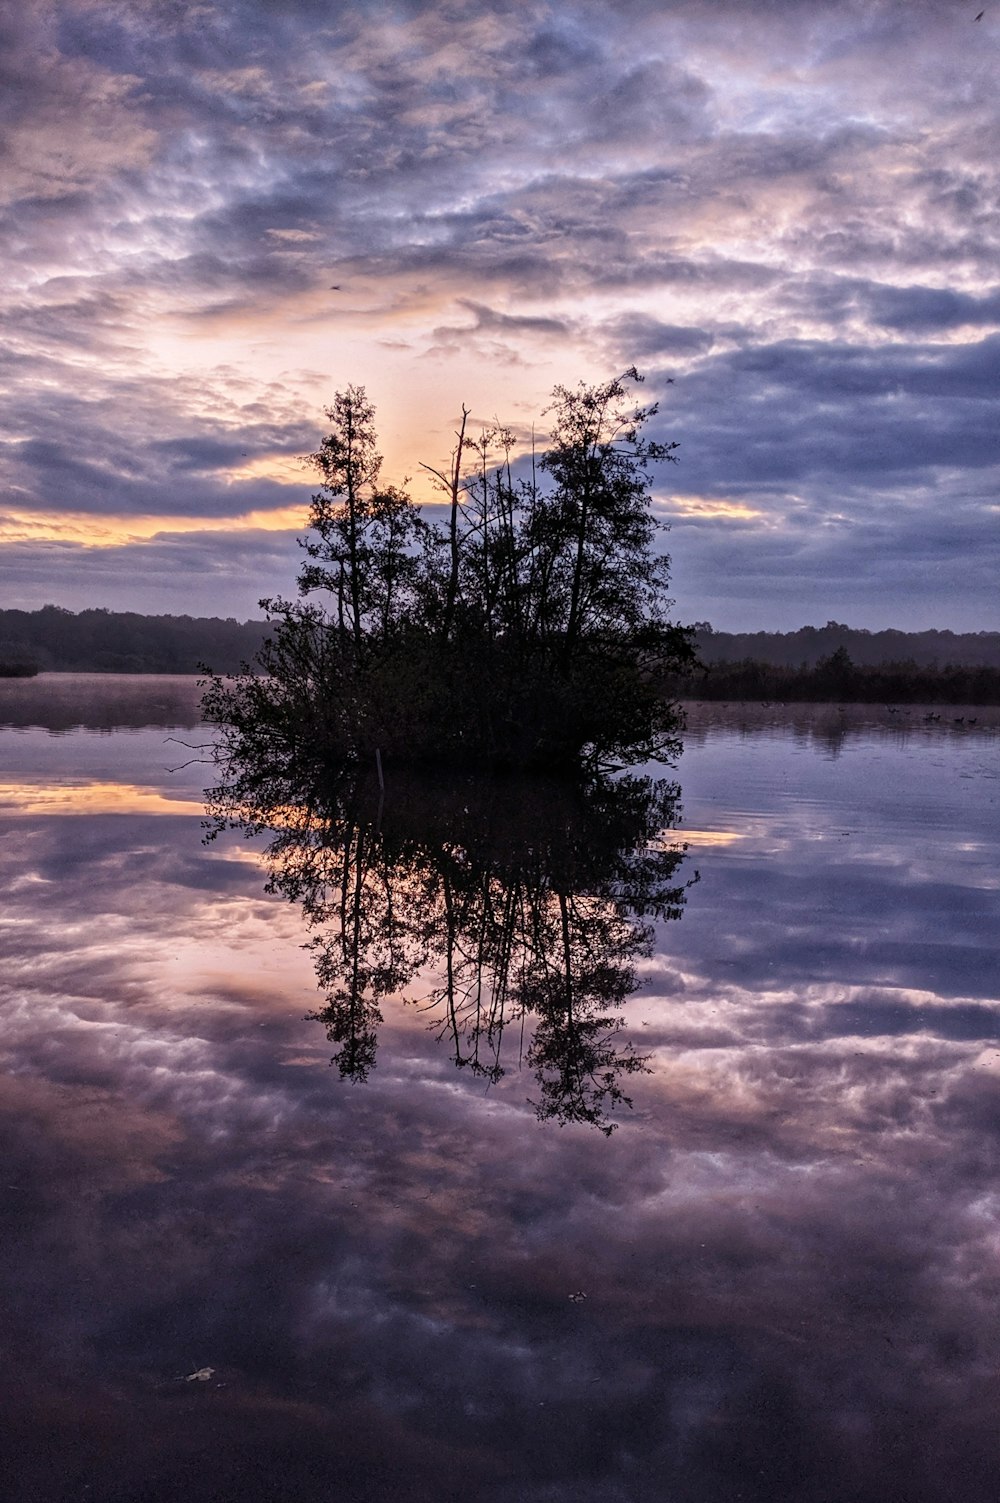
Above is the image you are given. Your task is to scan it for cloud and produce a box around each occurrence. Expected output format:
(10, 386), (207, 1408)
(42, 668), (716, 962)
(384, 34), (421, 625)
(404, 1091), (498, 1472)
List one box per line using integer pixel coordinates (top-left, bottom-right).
(0, 351), (321, 525)
(629, 329), (1000, 627)
(601, 311), (716, 359)
(4, 700), (1000, 1495)
(6, 20), (1000, 1494)
(867, 283), (1000, 333)
(2, 0), (999, 621)
(0, 526), (303, 617)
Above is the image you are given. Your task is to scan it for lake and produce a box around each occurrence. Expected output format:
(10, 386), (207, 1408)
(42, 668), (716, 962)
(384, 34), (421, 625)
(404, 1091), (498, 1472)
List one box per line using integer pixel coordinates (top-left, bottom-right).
(2, 676), (999, 1502)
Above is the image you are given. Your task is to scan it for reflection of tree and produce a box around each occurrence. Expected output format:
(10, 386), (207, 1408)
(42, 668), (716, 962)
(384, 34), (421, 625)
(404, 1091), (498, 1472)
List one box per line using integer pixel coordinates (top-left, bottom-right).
(208, 768), (690, 1133)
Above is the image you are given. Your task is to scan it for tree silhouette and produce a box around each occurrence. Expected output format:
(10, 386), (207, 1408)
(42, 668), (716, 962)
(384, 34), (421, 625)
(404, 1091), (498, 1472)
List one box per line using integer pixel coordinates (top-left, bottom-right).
(204, 370), (694, 776)
(207, 764), (692, 1133)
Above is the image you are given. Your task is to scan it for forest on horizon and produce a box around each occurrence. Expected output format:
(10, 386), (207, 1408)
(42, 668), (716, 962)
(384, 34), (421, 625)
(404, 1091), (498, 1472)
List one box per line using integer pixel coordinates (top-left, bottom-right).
(690, 621), (1000, 669)
(2, 608), (1000, 699)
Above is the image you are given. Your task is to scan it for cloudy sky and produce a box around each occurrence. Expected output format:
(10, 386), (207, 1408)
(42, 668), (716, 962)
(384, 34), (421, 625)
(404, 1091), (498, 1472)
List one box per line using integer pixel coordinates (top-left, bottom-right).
(2, 0), (998, 628)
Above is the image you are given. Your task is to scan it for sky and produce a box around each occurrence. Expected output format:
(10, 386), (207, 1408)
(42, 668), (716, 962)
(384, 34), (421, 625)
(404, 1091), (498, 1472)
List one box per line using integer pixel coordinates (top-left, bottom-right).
(2, 0), (998, 631)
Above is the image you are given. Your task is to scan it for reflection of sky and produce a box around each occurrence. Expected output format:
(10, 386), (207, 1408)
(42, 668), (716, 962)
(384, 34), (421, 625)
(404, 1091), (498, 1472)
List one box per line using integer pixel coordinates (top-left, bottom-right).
(3, 689), (1000, 1500)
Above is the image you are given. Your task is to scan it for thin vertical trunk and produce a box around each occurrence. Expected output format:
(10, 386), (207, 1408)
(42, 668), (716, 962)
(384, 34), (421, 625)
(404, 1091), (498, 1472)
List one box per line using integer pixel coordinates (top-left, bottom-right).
(342, 408), (363, 656)
(443, 406), (469, 642)
(563, 476), (590, 668)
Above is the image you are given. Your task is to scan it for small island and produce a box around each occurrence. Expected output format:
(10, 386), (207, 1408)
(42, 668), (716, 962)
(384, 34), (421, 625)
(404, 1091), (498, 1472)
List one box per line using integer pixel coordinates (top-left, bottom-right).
(204, 369), (694, 784)
(203, 369), (696, 1134)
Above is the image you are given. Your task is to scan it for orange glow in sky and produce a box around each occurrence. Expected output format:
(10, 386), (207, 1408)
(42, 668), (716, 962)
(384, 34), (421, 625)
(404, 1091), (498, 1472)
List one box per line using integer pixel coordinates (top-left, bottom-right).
(1, 1), (997, 628)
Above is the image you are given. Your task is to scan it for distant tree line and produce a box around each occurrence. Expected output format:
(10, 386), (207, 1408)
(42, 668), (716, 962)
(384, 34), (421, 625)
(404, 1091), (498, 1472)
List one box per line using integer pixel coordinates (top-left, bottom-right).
(691, 621), (1000, 670)
(3, 607), (997, 704)
(0, 606), (268, 675)
(664, 646), (1000, 705)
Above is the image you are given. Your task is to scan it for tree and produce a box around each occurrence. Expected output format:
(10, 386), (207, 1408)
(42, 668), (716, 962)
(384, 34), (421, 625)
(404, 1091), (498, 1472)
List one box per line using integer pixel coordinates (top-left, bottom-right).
(205, 370), (694, 777)
(293, 385), (427, 652)
(537, 367), (679, 663)
(205, 759), (691, 1133)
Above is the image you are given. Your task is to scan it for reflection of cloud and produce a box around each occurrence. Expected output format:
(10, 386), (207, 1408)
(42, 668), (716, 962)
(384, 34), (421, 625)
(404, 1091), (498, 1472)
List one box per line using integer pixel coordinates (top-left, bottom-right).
(2, 710), (1000, 1494)
(0, 780), (205, 816)
(676, 826), (745, 846)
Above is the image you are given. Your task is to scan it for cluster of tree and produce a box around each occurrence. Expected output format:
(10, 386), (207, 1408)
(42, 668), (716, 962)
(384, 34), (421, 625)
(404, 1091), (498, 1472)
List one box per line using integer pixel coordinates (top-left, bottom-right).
(205, 371), (694, 776)
(664, 647), (1000, 704)
(0, 606), (267, 675)
(691, 621), (1000, 670)
(205, 758), (690, 1133)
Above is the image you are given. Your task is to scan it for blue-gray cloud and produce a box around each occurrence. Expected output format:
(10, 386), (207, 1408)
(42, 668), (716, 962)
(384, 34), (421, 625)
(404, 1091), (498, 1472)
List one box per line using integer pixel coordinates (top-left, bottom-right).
(3, 703), (1000, 1497)
(1, 0), (999, 625)
(0, 528), (303, 618)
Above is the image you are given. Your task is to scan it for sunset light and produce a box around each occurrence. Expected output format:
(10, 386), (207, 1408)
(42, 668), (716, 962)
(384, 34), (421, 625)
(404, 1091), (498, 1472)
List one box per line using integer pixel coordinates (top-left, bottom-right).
(1, 1), (996, 628)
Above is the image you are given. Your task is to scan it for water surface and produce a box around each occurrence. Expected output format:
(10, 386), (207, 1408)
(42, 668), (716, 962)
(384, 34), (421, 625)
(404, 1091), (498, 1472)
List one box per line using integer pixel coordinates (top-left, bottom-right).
(2, 679), (998, 1501)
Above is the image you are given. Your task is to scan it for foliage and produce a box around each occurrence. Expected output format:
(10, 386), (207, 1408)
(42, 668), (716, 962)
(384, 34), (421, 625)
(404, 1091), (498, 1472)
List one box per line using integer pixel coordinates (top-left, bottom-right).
(663, 652), (1000, 705)
(204, 759), (691, 1133)
(690, 622), (1000, 671)
(205, 370), (694, 776)
(4, 613), (998, 683)
(0, 606), (267, 674)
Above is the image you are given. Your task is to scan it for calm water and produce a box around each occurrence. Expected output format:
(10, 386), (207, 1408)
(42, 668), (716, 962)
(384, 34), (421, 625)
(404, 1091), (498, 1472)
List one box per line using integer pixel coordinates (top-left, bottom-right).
(2, 676), (999, 1502)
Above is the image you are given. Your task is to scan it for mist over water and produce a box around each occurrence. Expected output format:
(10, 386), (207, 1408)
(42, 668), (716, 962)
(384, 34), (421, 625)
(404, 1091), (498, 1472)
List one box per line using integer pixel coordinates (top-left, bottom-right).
(2, 679), (999, 1501)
